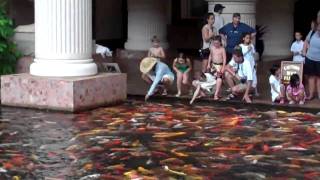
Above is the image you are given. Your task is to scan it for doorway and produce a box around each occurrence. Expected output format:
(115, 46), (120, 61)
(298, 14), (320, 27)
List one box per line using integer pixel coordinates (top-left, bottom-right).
(294, 0), (320, 38)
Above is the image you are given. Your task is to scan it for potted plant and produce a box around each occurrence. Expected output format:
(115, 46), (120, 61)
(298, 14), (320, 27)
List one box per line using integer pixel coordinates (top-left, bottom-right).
(0, 2), (21, 75)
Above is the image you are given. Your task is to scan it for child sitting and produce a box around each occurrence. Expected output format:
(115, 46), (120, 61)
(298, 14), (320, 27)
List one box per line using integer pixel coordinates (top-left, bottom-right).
(269, 64), (285, 104)
(148, 36), (166, 60)
(207, 35), (226, 100)
(286, 74), (306, 105)
(190, 72), (221, 104)
(173, 52), (192, 97)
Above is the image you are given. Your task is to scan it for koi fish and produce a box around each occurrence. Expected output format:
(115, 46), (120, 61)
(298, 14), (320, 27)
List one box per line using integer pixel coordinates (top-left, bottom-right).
(137, 167), (154, 175)
(163, 166), (186, 176)
(160, 158), (185, 165)
(151, 151), (169, 158)
(79, 174), (101, 180)
(171, 149), (189, 157)
(288, 158), (320, 164)
(211, 147), (244, 152)
(106, 164), (125, 171)
(153, 132), (186, 138)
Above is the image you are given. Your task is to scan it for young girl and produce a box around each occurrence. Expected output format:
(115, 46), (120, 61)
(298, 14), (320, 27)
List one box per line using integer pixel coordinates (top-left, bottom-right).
(240, 33), (259, 96)
(173, 52), (192, 97)
(190, 72), (221, 104)
(148, 36), (166, 60)
(207, 35), (226, 100)
(286, 74), (306, 105)
(269, 64), (285, 104)
(201, 13), (217, 73)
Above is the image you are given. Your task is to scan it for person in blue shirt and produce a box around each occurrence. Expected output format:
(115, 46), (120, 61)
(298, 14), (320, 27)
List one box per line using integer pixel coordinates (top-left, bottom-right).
(219, 13), (256, 62)
(140, 57), (175, 101)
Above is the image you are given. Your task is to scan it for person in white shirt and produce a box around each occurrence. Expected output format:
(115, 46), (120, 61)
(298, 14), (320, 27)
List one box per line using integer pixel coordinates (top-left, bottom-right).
(225, 46), (257, 103)
(269, 64), (285, 104)
(213, 4), (225, 31)
(240, 33), (259, 96)
(290, 32), (305, 63)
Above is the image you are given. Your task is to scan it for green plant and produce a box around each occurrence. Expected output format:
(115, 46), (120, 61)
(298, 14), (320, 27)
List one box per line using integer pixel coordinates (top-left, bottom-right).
(0, 2), (21, 75)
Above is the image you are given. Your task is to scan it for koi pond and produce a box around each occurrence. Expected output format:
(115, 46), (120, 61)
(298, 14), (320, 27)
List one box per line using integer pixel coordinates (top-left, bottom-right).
(1, 100), (320, 179)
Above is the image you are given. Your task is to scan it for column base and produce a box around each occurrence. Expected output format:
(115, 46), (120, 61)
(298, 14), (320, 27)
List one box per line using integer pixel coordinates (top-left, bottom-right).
(1, 73), (127, 112)
(125, 40), (169, 51)
(30, 59), (98, 77)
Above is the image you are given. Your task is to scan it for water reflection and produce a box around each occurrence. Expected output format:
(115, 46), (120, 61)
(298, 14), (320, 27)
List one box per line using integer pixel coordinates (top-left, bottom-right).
(1, 100), (320, 179)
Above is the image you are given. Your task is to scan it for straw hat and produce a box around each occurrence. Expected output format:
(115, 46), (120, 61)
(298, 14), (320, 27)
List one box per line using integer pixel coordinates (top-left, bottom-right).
(140, 57), (157, 74)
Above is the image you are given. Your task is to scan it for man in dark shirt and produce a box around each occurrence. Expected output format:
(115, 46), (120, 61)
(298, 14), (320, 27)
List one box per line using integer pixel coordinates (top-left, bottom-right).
(219, 13), (256, 62)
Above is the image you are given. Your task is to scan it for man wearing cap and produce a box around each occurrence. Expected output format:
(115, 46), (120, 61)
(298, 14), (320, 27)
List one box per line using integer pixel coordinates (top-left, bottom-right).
(225, 46), (257, 103)
(140, 57), (175, 101)
(219, 13), (256, 63)
(213, 4), (225, 31)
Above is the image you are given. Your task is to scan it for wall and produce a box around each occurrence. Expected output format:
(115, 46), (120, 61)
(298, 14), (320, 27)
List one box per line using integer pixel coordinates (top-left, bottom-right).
(256, 0), (294, 57)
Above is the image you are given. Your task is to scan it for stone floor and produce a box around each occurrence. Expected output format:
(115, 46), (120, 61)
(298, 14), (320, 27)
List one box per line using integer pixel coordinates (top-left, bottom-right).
(113, 50), (320, 111)
(12, 51), (320, 111)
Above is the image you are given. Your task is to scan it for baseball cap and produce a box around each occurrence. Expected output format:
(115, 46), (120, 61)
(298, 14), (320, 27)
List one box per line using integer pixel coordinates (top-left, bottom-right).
(214, 4), (225, 12)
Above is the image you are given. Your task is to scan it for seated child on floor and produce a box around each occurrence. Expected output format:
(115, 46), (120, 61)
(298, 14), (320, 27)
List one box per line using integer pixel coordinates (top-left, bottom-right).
(207, 35), (226, 100)
(269, 64), (285, 104)
(190, 72), (222, 104)
(286, 74), (306, 105)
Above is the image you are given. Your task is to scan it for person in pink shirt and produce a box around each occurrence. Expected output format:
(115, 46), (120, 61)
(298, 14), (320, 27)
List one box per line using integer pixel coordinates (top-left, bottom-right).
(286, 74), (306, 105)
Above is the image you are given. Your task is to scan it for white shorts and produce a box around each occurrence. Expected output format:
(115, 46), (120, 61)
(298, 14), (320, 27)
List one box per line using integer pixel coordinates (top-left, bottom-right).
(147, 74), (174, 84)
(162, 74), (174, 84)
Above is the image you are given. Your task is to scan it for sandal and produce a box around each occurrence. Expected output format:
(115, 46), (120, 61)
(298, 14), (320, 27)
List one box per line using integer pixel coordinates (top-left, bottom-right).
(162, 90), (168, 96)
(226, 94), (236, 101)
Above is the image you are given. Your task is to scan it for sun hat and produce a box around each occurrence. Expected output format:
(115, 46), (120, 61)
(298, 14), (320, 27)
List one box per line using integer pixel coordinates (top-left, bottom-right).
(140, 57), (157, 74)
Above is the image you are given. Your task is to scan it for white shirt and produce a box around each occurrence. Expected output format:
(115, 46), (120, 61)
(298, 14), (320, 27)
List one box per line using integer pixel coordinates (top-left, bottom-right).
(240, 43), (256, 68)
(269, 75), (281, 102)
(213, 12), (225, 31)
(229, 58), (257, 88)
(290, 40), (305, 62)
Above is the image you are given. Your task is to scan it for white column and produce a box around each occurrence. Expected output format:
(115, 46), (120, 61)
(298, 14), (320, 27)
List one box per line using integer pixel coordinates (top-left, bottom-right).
(125, 0), (169, 51)
(30, 0), (97, 77)
(207, 0), (257, 28)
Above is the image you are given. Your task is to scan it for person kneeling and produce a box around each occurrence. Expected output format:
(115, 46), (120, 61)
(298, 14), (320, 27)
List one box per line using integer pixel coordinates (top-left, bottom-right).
(190, 72), (221, 104)
(286, 74), (306, 105)
(140, 57), (175, 101)
(225, 46), (257, 103)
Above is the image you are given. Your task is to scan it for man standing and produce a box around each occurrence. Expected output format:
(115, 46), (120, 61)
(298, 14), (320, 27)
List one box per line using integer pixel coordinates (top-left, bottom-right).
(140, 57), (175, 101)
(213, 4), (225, 31)
(219, 13), (256, 62)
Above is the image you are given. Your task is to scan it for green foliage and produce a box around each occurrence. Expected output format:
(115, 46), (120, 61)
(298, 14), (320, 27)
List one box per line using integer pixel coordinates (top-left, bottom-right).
(0, 2), (21, 75)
